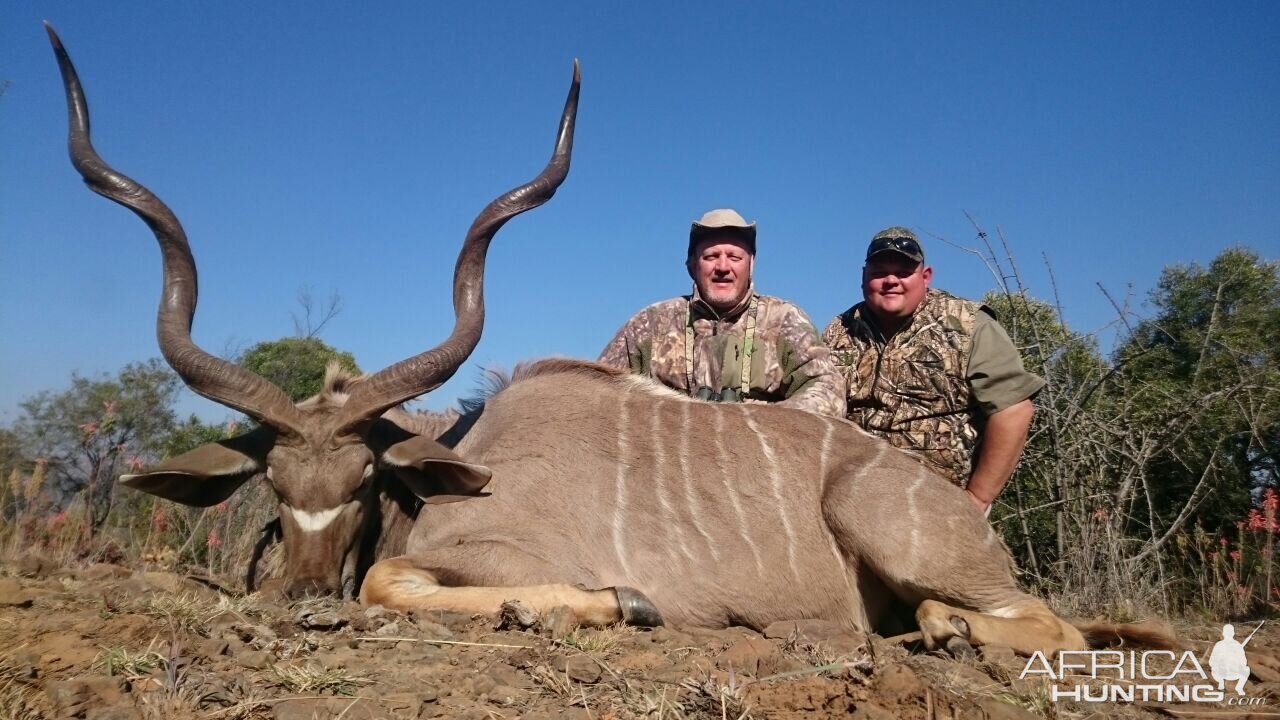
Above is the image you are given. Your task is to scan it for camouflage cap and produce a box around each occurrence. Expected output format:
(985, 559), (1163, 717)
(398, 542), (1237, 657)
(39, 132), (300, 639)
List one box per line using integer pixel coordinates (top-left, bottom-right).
(866, 226), (924, 263)
(688, 208), (757, 258)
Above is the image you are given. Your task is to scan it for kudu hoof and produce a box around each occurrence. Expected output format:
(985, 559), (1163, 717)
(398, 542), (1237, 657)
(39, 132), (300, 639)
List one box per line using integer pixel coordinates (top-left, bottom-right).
(615, 586), (664, 627)
(944, 635), (976, 658)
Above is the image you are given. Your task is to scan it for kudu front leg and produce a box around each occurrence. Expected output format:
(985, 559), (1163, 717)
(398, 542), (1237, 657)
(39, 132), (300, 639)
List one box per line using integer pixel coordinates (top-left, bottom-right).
(361, 556), (663, 627)
(824, 460), (1084, 657)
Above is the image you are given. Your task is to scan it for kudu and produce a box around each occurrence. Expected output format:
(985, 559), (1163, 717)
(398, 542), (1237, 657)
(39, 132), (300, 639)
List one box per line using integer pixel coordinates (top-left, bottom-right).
(49, 25), (1164, 657)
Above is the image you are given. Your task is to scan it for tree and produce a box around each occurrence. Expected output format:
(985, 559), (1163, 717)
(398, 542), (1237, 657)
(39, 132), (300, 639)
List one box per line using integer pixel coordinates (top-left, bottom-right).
(13, 359), (183, 533)
(1115, 248), (1280, 534)
(238, 337), (361, 403)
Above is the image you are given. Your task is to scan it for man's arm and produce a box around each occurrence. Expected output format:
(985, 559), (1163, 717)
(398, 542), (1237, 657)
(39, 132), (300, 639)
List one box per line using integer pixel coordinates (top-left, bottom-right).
(597, 310), (650, 375)
(965, 311), (1045, 512)
(774, 304), (847, 418)
(965, 398), (1034, 512)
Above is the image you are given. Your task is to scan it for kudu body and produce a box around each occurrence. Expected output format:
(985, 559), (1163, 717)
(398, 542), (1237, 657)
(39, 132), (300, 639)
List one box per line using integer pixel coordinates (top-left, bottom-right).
(50, 26), (1160, 657)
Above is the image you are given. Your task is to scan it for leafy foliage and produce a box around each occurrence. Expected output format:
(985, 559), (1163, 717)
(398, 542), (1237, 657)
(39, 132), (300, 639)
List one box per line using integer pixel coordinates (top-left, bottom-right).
(238, 337), (360, 402)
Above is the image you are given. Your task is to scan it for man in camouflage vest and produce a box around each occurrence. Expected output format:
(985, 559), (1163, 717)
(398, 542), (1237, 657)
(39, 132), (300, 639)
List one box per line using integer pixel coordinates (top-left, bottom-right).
(599, 208), (844, 417)
(821, 227), (1042, 512)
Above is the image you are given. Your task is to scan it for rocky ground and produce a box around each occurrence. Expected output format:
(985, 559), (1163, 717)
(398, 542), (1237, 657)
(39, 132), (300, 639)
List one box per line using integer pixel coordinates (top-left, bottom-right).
(1, 559), (1277, 719)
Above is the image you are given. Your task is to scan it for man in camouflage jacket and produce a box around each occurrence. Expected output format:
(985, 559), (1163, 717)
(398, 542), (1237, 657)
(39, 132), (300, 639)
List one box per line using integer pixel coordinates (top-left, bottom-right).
(599, 209), (845, 418)
(822, 227), (1042, 512)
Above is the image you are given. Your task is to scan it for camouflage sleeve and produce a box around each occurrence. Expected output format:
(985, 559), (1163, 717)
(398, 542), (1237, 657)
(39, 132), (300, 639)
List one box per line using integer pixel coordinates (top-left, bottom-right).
(597, 309), (651, 376)
(774, 304), (847, 418)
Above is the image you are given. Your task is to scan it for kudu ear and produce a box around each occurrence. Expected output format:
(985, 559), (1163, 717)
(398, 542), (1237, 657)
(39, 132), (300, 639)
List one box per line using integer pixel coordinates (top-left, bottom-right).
(120, 425), (274, 507)
(381, 435), (492, 505)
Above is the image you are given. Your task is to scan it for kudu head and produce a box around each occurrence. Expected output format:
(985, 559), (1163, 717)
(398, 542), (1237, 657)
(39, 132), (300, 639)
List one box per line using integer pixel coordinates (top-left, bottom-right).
(46, 24), (578, 598)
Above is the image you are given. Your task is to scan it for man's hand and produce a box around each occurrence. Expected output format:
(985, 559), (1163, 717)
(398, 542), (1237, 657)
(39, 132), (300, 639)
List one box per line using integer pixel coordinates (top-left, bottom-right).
(965, 488), (991, 513)
(967, 398), (1035, 514)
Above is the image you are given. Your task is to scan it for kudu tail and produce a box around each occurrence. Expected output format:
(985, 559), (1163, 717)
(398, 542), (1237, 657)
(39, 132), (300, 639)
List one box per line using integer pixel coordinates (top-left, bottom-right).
(1071, 618), (1180, 650)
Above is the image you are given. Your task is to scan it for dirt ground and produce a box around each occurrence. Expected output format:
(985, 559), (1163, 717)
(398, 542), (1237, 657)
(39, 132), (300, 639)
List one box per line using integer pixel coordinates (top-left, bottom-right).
(2, 559), (1278, 719)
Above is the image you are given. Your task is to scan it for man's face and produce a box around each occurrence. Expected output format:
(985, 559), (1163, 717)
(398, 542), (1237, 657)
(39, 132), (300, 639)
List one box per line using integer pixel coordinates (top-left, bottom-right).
(690, 235), (753, 312)
(862, 253), (932, 325)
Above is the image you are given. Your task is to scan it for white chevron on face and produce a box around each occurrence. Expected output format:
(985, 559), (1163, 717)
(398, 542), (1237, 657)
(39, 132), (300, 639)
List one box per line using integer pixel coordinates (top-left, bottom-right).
(286, 504), (346, 532)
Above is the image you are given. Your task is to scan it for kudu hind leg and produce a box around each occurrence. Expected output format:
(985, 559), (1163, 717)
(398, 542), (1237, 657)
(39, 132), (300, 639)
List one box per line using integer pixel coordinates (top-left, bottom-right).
(824, 462), (1083, 656)
(361, 555), (661, 627)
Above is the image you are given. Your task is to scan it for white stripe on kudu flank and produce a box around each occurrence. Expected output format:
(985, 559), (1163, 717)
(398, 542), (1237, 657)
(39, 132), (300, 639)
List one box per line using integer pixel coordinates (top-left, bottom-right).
(742, 409), (797, 576)
(652, 402), (697, 565)
(286, 505), (345, 533)
(679, 401), (720, 562)
(613, 389), (634, 579)
(716, 408), (764, 574)
(905, 470), (926, 566)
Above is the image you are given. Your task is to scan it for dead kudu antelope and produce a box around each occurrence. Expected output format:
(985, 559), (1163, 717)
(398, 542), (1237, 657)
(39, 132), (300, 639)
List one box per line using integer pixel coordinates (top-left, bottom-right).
(50, 26), (1169, 658)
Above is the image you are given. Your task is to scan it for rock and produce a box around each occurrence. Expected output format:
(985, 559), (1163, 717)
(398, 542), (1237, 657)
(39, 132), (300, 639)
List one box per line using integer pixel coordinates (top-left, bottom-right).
(375, 620), (403, 637)
(976, 698), (1038, 720)
(611, 650), (665, 672)
(199, 638), (230, 657)
(494, 599), (539, 630)
(13, 553), (49, 578)
(507, 648), (538, 669)
(7, 650), (39, 681)
(763, 619), (847, 642)
(850, 702), (898, 720)
(550, 655), (601, 684)
(45, 679), (90, 715)
(273, 698), (331, 720)
(380, 692), (424, 719)
(0, 578), (34, 608)
(875, 663), (923, 703)
(80, 563), (132, 581)
(81, 675), (129, 705)
(649, 626), (695, 646)
(237, 650), (272, 670)
(414, 618), (454, 640)
(717, 638), (777, 675)
(943, 663), (999, 694)
(231, 622), (277, 644)
(979, 644), (1017, 663)
(824, 634), (870, 657)
(486, 684), (528, 704)
(87, 708), (141, 720)
(297, 609), (347, 631)
(541, 605), (576, 641)
(486, 664), (529, 689)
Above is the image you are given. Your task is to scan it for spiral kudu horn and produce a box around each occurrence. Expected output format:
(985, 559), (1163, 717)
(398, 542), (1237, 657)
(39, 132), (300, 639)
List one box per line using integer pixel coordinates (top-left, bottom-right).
(335, 61), (580, 432)
(47, 23), (305, 435)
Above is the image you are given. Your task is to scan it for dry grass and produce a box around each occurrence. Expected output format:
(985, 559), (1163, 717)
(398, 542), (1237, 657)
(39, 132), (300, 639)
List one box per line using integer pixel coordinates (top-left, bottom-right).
(270, 663), (373, 696)
(92, 643), (167, 679)
(556, 623), (638, 655)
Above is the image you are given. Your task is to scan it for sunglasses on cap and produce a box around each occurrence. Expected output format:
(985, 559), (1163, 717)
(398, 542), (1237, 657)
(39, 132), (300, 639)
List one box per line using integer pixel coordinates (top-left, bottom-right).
(866, 235), (923, 261)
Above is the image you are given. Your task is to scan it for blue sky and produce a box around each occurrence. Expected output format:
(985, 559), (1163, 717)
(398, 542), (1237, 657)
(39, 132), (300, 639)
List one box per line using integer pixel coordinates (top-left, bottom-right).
(3, 2), (1277, 424)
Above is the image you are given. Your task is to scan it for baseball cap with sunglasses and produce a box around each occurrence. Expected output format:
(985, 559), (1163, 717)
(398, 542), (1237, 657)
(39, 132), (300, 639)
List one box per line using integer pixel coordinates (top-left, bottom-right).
(865, 226), (924, 263)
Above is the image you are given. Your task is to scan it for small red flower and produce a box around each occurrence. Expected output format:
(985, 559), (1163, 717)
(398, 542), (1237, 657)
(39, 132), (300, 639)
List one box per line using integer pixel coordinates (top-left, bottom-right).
(1092, 507), (1108, 521)
(1237, 585), (1249, 596)
(127, 456), (145, 472)
(1221, 537), (1230, 547)
(1230, 550), (1242, 562)
(151, 506), (169, 532)
(206, 529), (223, 548)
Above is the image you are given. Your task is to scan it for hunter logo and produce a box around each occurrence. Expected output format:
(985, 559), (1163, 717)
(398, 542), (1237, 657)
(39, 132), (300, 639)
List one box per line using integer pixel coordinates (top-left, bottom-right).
(1020, 621), (1267, 706)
